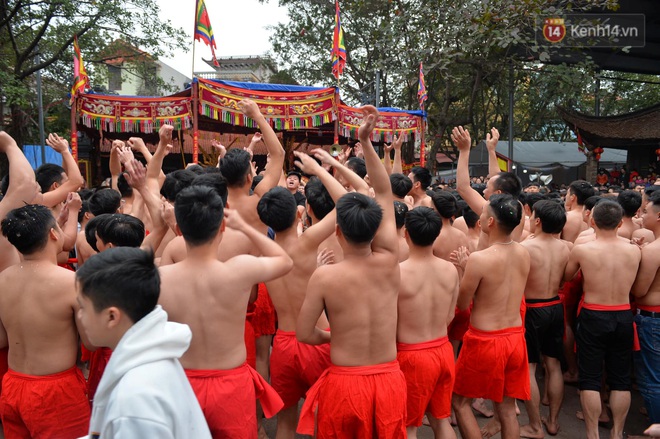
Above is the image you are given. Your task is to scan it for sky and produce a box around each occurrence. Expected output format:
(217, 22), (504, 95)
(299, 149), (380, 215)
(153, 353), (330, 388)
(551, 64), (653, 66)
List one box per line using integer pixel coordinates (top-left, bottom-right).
(158, 0), (290, 78)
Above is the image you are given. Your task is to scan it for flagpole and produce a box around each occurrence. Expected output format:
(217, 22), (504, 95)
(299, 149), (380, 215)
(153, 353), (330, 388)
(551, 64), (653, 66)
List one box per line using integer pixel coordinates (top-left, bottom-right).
(192, 0), (197, 77)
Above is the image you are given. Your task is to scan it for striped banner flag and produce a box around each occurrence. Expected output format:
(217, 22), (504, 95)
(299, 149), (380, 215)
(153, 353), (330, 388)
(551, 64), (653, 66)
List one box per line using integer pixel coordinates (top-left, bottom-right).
(195, 0), (219, 67)
(417, 62), (427, 108)
(70, 36), (90, 104)
(331, 0), (346, 79)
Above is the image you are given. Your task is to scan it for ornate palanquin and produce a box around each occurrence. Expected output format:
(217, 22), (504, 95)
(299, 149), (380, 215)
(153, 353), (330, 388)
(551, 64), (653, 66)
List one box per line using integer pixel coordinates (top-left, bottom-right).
(197, 78), (336, 130)
(338, 104), (423, 143)
(78, 94), (192, 133)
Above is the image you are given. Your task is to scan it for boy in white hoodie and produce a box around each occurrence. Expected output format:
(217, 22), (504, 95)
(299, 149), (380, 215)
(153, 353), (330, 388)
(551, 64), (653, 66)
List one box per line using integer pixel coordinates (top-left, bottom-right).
(75, 247), (211, 439)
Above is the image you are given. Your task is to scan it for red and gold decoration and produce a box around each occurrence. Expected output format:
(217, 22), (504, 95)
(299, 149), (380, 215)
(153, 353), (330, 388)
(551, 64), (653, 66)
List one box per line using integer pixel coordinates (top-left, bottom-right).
(78, 94), (193, 133)
(198, 78), (335, 130)
(593, 146), (604, 161)
(338, 104), (422, 143)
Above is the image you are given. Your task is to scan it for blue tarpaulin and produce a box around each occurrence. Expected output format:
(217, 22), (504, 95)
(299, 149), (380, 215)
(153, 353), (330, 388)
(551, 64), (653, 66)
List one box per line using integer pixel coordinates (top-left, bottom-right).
(23, 145), (63, 169)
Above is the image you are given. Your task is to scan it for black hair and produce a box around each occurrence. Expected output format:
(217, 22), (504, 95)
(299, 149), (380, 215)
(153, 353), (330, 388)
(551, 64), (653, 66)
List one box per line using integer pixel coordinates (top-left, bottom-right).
(96, 213), (145, 248)
(160, 169), (197, 202)
(0, 174), (8, 195)
(389, 173), (413, 198)
(175, 185), (224, 246)
(219, 148), (251, 188)
(462, 206), (479, 229)
(85, 214), (111, 253)
(592, 200), (623, 230)
(88, 188), (122, 216)
(488, 194), (522, 234)
(76, 247), (160, 323)
(472, 183), (486, 196)
(35, 163), (66, 193)
(304, 176), (334, 220)
(336, 192), (382, 244)
(393, 201), (408, 229)
(644, 185), (660, 197)
(251, 174), (264, 193)
(584, 195), (603, 212)
(186, 164), (205, 175)
(192, 172), (228, 206)
(493, 172), (522, 197)
(346, 157), (367, 179)
(410, 166), (432, 190)
(77, 189), (95, 224)
(648, 190), (660, 208)
(116, 173), (133, 198)
(568, 180), (595, 205)
(431, 191), (458, 219)
(257, 186), (297, 232)
(617, 190), (642, 218)
(405, 206), (441, 247)
(1, 204), (56, 255)
(523, 192), (545, 209)
(532, 200), (566, 234)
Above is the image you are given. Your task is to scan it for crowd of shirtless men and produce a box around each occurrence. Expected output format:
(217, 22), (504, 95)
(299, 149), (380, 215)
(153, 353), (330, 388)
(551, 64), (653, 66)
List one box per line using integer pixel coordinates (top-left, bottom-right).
(0, 101), (658, 439)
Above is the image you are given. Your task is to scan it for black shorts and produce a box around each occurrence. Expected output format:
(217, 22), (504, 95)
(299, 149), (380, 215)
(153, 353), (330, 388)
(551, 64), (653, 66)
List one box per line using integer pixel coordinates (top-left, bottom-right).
(524, 297), (564, 364)
(576, 308), (633, 392)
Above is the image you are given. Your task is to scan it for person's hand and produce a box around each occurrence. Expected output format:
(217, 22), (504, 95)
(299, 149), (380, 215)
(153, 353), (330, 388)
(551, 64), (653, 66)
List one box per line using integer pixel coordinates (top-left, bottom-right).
(336, 146), (352, 164)
(645, 424), (660, 437)
(311, 148), (338, 167)
(117, 146), (135, 166)
(211, 140), (227, 160)
(631, 236), (648, 248)
(358, 105), (379, 142)
(451, 126), (471, 152)
(124, 159), (147, 189)
(317, 248), (335, 267)
(224, 208), (247, 231)
(65, 192), (82, 212)
(161, 201), (176, 231)
(46, 133), (70, 154)
(158, 124), (174, 145)
(392, 132), (404, 151)
(238, 99), (261, 119)
(384, 142), (393, 154)
(127, 137), (147, 152)
(353, 142), (364, 159)
(293, 151), (323, 176)
(449, 246), (470, 270)
(249, 132), (263, 145)
(486, 127), (499, 152)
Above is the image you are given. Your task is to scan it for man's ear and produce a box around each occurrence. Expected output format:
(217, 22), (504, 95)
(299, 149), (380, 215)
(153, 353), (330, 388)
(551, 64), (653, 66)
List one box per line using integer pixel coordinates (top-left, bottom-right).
(106, 307), (123, 329)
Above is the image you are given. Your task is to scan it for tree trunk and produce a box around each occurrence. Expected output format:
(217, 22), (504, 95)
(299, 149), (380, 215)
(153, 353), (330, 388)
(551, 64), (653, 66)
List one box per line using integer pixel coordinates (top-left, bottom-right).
(426, 124), (447, 174)
(585, 150), (598, 184)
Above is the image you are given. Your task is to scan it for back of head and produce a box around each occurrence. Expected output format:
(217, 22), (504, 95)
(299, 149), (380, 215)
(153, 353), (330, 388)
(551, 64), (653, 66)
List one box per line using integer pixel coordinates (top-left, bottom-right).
(648, 191), (660, 209)
(410, 166), (432, 190)
(462, 205), (479, 229)
(390, 173), (413, 198)
(532, 200), (566, 234)
(35, 163), (66, 193)
(175, 185), (224, 246)
(85, 214), (112, 252)
(96, 213), (145, 248)
(523, 192), (545, 209)
(493, 172), (522, 197)
(617, 190), (642, 218)
(116, 173), (133, 198)
(251, 174), (264, 193)
(160, 169), (197, 202)
(219, 148), (251, 188)
(304, 176), (334, 220)
(431, 191), (458, 219)
(393, 201), (409, 229)
(186, 164), (205, 175)
(489, 193), (522, 234)
(592, 200), (623, 230)
(584, 195), (603, 212)
(644, 185), (660, 198)
(76, 247), (160, 323)
(346, 157), (367, 179)
(257, 186), (297, 232)
(1, 204), (56, 255)
(405, 206), (441, 247)
(336, 192), (382, 244)
(77, 189), (95, 223)
(88, 188), (122, 216)
(569, 180), (595, 205)
(192, 172), (228, 206)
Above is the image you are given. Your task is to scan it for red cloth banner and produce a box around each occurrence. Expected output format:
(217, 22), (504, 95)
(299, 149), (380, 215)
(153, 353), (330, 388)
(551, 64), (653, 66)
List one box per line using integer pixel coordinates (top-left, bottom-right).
(338, 104), (421, 143)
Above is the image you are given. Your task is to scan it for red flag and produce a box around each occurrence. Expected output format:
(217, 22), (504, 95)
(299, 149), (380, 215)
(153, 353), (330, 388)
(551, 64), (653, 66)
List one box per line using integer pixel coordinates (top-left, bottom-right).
(417, 62), (428, 108)
(195, 0), (219, 67)
(331, 0), (346, 79)
(70, 35), (90, 104)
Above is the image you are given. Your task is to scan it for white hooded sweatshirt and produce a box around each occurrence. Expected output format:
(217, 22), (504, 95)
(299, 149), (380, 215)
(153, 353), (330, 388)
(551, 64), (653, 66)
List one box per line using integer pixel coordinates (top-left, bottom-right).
(80, 305), (211, 439)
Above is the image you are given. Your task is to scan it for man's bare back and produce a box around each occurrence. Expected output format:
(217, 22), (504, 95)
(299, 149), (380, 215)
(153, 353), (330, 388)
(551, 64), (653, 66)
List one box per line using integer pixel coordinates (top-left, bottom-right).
(433, 225), (469, 262)
(522, 235), (569, 301)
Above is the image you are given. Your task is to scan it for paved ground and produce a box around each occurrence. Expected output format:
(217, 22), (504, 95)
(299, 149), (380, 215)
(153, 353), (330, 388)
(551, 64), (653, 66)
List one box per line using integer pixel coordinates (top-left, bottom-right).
(262, 378), (652, 438)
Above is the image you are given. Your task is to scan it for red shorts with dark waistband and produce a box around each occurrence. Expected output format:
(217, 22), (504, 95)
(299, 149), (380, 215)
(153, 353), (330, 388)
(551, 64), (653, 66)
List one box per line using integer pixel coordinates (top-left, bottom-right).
(0, 366), (90, 439)
(186, 363), (284, 439)
(270, 330), (331, 409)
(397, 336), (454, 425)
(297, 360), (407, 438)
(453, 326), (530, 402)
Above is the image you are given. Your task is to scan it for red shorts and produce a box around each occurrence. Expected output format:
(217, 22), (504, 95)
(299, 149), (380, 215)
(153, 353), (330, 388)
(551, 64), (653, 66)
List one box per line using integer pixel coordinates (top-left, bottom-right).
(560, 271), (583, 320)
(186, 362), (283, 439)
(0, 366), (90, 439)
(453, 326), (530, 403)
(87, 347), (112, 404)
(251, 283), (276, 337)
(448, 306), (471, 342)
(298, 360), (407, 438)
(270, 330), (331, 409)
(397, 336), (455, 425)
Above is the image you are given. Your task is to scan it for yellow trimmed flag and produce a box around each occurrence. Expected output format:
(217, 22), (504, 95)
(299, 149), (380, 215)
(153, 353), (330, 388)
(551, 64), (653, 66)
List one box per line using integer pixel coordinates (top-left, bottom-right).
(195, 0), (219, 67)
(70, 36), (90, 104)
(331, 0), (346, 79)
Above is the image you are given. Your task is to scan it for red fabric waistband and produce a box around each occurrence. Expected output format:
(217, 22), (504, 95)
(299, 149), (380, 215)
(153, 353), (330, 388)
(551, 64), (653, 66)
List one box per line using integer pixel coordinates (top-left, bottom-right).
(582, 303), (631, 312)
(525, 296), (562, 309)
(329, 359), (400, 376)
(397, 336), (449, 351)
(185, 362), (249, 378)
(638, 304), (660, 313)
(275, 329), (296, 338)
(6, 365), (79, 381)
(468, 325), (524, 337)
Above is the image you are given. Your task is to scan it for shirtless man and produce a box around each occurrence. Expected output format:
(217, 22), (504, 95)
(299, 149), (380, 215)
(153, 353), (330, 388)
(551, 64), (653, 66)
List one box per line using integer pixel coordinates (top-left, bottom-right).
(431, 191), (469, 261)
(0, 204), (90, 437)
(565, 200), (641, 439)
(408, 166), (433, 207)
(562, 180), (595, 243)
(632, 191), (660, 424)
(390, 173), (414, 210)
(397, 206), (459, 439)
(452, 194), (531, 439)
(520, 200), (570, 438)
(158, 186), (292, 438)
(574, 195), (602, 245)
(304, 176), (344, 263)
(631, 186), (660, 245)
(616, 190), (642, 239)
(296, 106), (407, 438)
(256, 150), (346, 438)
(394, 200), (410, 261)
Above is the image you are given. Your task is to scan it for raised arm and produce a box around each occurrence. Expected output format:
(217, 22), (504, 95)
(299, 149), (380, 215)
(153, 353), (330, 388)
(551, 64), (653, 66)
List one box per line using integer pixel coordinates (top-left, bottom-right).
(109, 140), (122, 192)
(0, 132), (38, 220)
(145, 126), (173, 194)
(391, 133), (404, 175)
(453, 126), (486, 213)
(486, 127), (501, 178)
(383, 142), (393, 175)
(59, 192), (82, 251)
(41, 133), (84, 208)
(308, 148), (369, 195)
(124, 159), (167, 252)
